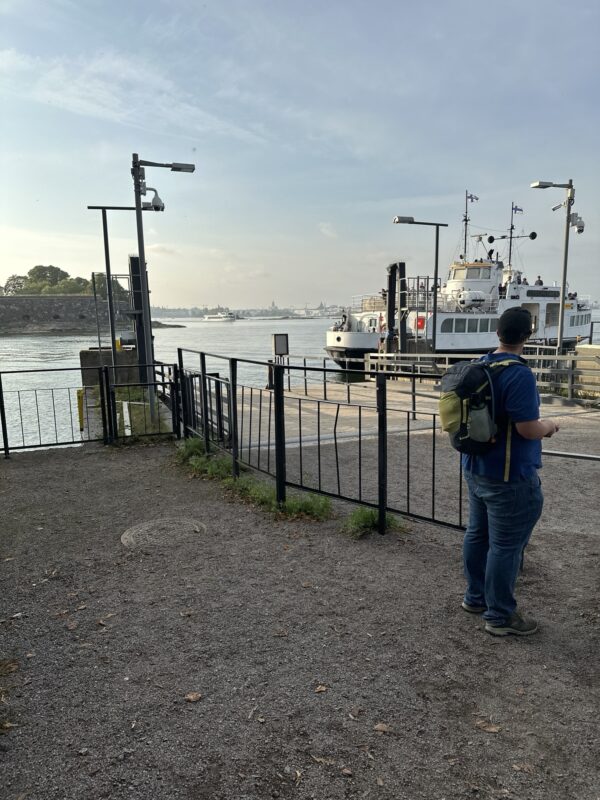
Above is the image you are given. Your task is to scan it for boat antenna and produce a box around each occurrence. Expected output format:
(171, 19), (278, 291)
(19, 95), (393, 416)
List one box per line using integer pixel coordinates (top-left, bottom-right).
(508, 202), (523, 266)
(463, 190), (479, 259)
(487, 203), (537, 261)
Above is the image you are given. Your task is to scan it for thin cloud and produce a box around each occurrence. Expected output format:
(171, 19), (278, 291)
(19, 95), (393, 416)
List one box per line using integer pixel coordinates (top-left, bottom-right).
(146, 243), (179, 256)
(0, 48), (267, 144)
(318, 222), (338, 239)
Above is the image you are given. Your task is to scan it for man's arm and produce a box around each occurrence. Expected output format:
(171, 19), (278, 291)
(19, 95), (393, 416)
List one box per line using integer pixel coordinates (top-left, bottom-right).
(515, 419), (560, 439)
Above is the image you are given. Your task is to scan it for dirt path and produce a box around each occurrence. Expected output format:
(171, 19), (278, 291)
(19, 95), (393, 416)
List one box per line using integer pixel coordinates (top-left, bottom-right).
(1, 441), (599, 800)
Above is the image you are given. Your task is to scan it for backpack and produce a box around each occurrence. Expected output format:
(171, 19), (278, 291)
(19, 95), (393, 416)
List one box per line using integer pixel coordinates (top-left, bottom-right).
(438, 358), (524, 455)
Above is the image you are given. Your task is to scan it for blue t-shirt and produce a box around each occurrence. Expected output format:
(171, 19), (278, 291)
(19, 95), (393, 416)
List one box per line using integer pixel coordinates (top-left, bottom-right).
(462, 352), (542, 482)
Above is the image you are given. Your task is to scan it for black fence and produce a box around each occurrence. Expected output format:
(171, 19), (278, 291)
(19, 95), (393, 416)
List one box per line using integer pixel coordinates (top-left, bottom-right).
(3, 350), (599, 536)
(0, 363), (179, 457)
(176, 348), (465, 532)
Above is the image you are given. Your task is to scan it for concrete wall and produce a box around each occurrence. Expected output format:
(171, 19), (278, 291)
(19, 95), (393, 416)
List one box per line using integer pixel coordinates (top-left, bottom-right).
(0, 295), (129, 335)
(80, 348), (141, 386)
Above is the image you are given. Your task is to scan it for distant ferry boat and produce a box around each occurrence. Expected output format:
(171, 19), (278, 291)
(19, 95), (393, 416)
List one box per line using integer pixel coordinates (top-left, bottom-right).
(199, 312), (236, 322)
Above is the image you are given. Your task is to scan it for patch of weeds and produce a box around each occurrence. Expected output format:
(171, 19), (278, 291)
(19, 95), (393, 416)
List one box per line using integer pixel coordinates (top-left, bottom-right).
(341, 507), (406, 539)
(175, 438), (206, 464)
(204, 456), (233, 480)
(280, 492), (332, 520)
(188, 453), (232, 480)
(225, 475), (277, 511)
(224, 476), (332, 520)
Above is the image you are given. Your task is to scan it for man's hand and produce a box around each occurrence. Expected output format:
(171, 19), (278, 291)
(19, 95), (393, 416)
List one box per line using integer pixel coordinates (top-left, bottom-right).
(543, 421), (560, 438)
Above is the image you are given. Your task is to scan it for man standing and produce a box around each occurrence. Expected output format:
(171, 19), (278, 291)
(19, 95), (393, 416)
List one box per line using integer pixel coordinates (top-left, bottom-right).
(461, 307), (559, 636)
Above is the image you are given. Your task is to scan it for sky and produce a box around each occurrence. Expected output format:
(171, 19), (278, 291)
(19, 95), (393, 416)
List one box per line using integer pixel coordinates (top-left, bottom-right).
(1, 0), (599, 308)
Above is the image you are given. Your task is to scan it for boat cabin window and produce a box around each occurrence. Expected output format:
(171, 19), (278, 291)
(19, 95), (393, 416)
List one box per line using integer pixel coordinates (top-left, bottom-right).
(570, 313), (592, 326)
(369, 317), (377, 329)
(441, 316), (497, 334)
(452, 268), (466, 281)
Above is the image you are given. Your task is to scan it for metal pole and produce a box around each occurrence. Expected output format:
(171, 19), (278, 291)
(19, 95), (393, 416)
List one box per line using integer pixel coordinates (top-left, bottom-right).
(432, 225), (439, 353)
(199, 352), (211, 454)
(0, 373), (10, 458)
(273, 364), (286, 506)
(131, 153), (155, 387)
(557, 180), (574, 352)
(177, 348), (189, 438)
(229, 358), (240, 478)
(101, 209), (119, 381)
(376, 373), (387, 534)
(385, 263), (397, 354)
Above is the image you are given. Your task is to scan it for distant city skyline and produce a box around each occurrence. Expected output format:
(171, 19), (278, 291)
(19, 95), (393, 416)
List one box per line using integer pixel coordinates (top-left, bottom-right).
(1, 0), (599, 306)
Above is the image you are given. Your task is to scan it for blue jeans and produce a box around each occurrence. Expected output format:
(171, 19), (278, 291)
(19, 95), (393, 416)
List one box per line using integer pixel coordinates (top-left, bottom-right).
(463, 471), (544, 624)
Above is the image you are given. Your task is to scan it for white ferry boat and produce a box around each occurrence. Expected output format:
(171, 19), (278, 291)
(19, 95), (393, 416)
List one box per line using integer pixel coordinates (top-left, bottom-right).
(199, 311), (236, 322)
(326, 199), (592, 368)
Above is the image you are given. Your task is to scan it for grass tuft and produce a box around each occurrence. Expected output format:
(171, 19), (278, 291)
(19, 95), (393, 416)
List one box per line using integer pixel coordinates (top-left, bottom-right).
(175, 438), (206, 464)
(341, 507), (406, 539)
(175, 439), (331, 521)
(223, 475), (332, 520)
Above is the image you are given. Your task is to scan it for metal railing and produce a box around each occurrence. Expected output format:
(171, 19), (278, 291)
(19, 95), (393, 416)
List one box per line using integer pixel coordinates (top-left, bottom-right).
(176, 347), (600, 534)
(0, 363), (179, 457)
(177, 348), (465, 531)
(4, 350), (599, 537)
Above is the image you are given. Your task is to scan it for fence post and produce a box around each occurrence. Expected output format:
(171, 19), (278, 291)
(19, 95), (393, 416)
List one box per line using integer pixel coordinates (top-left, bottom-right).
(567, 357), (574, 400)
(169, 374), (179, 438)
(229, 358), (240, 478)
(177, 349), (189, 438)
(273, 363), (286, 505)
(377, 372), (387, 534)
(199, 352), (211, 454)
(102, 366), (116, 443)
(411, 364), (417, 421)
(98, 367), (109, 445)
(322, 358), (328, 401)
(0, 373), (10, 458)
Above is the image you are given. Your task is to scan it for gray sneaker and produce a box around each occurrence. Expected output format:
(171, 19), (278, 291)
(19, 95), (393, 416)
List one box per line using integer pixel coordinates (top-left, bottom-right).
(462, 601), (486, 614)
(485, 612), (538, 637)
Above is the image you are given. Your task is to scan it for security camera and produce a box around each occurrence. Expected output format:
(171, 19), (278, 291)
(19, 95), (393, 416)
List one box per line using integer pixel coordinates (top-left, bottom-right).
(146, 188), (165, 212)
(570, 213), (585, 234)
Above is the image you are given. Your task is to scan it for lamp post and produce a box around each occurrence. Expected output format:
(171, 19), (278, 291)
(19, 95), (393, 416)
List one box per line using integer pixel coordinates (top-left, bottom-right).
(392, 216), (448, 352)
(530, 179), (583, 351)
(131, 154), (195, 383)
(88, 204), (142, 377)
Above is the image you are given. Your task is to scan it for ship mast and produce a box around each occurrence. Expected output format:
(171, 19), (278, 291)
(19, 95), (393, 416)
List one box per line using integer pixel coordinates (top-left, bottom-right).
(508, 202), (523, 267)
(463, 190), (479, 260)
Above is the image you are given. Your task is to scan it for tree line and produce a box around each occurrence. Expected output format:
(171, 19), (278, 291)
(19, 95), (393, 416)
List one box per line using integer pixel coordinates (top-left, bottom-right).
(0, 266), (127, 299)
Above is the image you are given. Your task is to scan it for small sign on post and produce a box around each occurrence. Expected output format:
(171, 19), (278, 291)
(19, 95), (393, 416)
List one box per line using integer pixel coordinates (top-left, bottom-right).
(272, 333), (289, 357)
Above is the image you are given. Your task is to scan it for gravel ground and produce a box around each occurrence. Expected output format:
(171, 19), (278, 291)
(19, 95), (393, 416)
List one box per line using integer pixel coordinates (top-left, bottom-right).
(1, 426), (599, 800)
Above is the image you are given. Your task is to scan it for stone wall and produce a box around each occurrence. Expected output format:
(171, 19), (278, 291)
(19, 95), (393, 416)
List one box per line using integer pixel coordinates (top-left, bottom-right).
(0, 295), (128, 335)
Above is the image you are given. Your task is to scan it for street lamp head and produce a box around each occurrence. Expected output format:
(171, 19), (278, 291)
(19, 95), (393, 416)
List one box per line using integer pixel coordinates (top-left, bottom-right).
(530, 181), (554, 189)
(170, 162), (195, 173)
(393, 216), (415, 224)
